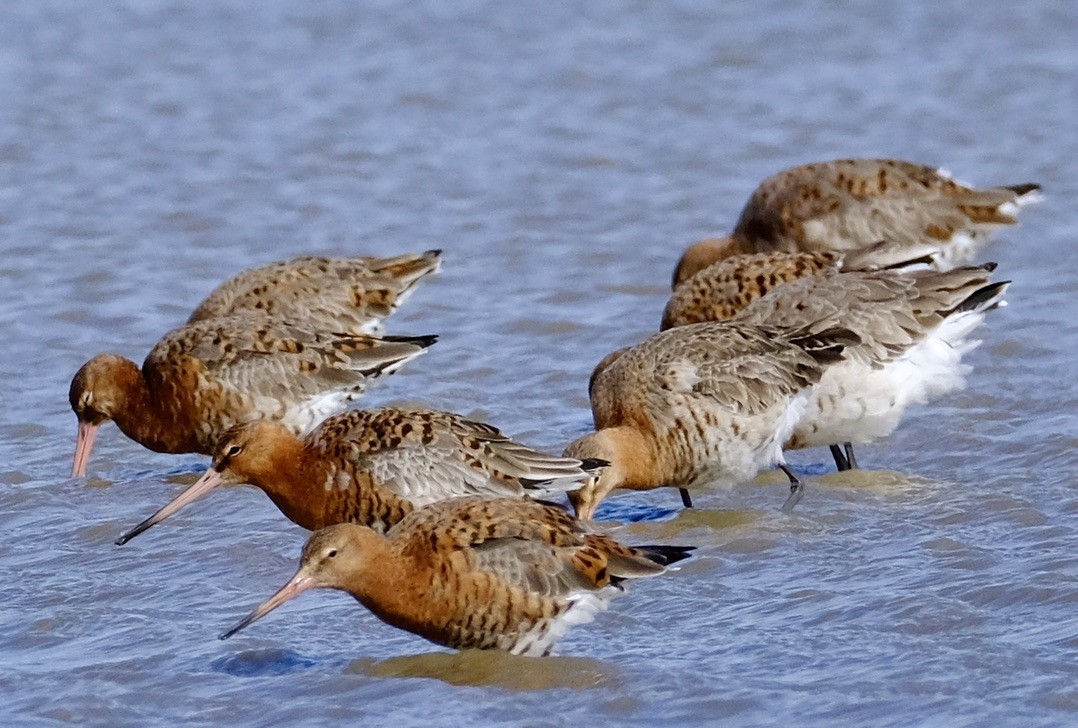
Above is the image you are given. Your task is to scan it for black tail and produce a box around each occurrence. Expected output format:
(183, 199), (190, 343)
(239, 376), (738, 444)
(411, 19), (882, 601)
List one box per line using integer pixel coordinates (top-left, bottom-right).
(954, 280), (1010, 315)
(382, 334), (439, 349)
(1004, 182), (1040, 197)
(635, 544), (696, 567)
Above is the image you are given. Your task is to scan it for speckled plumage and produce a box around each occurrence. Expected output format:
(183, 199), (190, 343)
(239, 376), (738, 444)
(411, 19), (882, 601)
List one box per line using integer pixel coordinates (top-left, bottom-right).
(564, 321), (859, 517)
(663, 245), (940, 330)
(731, 265), (1009, 453)
(187, 250), (442, 335)
(664, 251), (845, 329)
(69, 316), (436, 476)
(220, 497), (694, 656)
(673, 158), (1040, 285)
(116, 407), (606, 542)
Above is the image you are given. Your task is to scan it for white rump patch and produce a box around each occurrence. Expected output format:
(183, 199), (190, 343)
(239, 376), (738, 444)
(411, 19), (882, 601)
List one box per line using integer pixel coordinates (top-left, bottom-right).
(792, 307), (992, 447)
(509, 590), (615, 657)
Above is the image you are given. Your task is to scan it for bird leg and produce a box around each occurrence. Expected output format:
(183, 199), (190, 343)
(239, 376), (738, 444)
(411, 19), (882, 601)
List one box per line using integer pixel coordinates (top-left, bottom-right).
(829, 444), (850, 471)
(779, 464), (804, 512)
(843, 442), (859, 470)
(679, 488), (694, 509)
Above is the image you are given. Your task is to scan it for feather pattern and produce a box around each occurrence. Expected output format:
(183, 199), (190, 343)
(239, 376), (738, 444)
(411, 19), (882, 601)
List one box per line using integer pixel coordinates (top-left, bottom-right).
(69, 316), (436, 463)
(311, 408), (605, 505)
(220, 497), (694, 656)
(69, 250), (440, 477)
(673, 158), (1040, 285)
(730, 266), (1009, 449)
(663, 245), (936, 330)
(187, 250), (442, 334)
(122, 408), (608, 537)
(143, 319), (437, 446)
(564, 321), (857, 517)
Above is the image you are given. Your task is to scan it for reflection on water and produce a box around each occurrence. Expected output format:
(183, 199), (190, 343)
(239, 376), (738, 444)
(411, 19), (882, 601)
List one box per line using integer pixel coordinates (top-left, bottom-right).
(348, 650), (619, 691)
(660, 507), (762, 533)
(214, 649), (319, 677)
(807, 468), (929, 489)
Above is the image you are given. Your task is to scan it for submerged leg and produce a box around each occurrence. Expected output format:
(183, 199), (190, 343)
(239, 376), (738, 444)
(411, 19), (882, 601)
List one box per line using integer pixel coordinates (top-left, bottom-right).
(679, 488), (694, 509)
(829, 444), (850, 471)
(779, 464), (804, 512)
(843, 442), (859, 470)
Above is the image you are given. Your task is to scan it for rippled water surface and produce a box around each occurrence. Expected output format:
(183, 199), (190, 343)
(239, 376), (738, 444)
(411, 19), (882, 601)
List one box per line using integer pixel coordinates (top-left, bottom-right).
(1, 1), (1075, 725)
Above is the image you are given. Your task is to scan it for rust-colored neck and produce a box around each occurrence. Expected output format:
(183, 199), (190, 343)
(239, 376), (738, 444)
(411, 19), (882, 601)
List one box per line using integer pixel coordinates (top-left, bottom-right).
(336, 532), (432, 636)
(233, 433), (415, 532)
(565, 426), (665, 519)
(104, 359), (201, 453)
(566, 426), (663, 491)
(239, 436), (331, 531)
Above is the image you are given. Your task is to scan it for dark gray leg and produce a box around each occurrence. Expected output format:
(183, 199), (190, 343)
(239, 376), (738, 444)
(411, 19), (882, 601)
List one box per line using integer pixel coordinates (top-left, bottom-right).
(679, 488), (694, 508)
(779, 464), (804, 512)
(829, 444), (850, 471)
(843, 442), (859, 470)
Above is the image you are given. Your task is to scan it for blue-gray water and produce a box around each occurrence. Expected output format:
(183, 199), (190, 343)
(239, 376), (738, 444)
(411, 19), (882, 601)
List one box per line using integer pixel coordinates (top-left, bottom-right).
(1, 1), (1075, 725)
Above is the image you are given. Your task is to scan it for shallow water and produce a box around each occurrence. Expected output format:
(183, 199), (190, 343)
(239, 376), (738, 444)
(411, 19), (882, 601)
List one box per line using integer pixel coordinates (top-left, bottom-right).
(1, 0), (1076, 725)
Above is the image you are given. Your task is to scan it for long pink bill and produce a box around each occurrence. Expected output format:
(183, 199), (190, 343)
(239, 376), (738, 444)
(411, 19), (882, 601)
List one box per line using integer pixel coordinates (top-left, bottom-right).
(219, 570), (316, 640)
(71, 421), (99, 478)
(114, 469), (226, 546)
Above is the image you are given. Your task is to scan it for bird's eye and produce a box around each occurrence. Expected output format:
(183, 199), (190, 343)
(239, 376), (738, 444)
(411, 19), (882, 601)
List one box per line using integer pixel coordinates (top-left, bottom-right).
(226, 445), (242, 457)
(327, 549), (338, 558)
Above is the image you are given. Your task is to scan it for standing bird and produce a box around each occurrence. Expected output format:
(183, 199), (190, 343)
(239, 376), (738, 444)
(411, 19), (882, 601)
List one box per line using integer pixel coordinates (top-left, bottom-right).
(69, 317), (436, 477)
(663, 248), (1008, 471)
(219, 497), (694, 656)
(729, 265), (1009, 471)
(116, 407), (607, 543)
(564, 322), (859, 519)
(188, 250), (442, 335)
(673, 158), (1040, 286)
